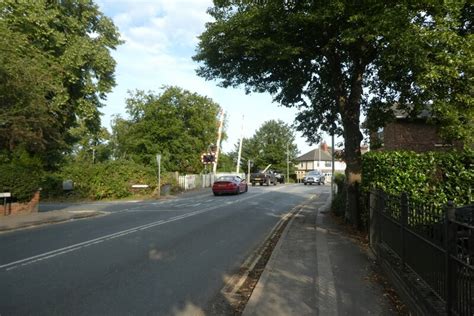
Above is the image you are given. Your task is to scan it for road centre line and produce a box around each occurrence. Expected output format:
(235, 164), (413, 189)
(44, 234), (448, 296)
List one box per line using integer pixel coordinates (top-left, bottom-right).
(1, 187), (287, 271)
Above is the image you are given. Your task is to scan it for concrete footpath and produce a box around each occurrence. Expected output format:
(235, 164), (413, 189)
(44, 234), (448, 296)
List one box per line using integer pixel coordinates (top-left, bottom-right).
(0, 210), (104, 233)
(243, 195), (397, 316)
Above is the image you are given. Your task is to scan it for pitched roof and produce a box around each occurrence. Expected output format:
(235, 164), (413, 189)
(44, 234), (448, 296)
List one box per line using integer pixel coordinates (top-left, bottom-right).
(296, 148), (333, 162)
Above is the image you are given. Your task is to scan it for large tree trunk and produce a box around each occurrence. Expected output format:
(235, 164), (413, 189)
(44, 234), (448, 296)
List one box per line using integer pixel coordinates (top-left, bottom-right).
(341, 61), (365, 228)
(342, 115), (363, 227)
(329, 49), (366, 228)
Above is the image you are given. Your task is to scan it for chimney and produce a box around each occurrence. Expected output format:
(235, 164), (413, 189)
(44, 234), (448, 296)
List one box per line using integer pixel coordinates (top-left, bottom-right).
(320, 141), (328, 152)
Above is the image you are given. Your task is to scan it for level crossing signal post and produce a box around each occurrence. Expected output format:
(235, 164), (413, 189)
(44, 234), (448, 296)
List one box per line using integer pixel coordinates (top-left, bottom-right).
(201, 153), (216, 173)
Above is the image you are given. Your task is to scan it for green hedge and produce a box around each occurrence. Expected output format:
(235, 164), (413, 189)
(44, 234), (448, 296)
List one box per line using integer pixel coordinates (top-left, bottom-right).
(42, 160), (159, 200)
(361, 150), (473, 207)
(331, 173), (346, 216)
(0, 151), (43, 202)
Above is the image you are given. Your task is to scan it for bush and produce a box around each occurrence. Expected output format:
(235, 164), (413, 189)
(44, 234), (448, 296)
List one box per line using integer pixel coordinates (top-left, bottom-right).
(160, 172), (182, 194)
(334, 173), (346, 193)
(331, 173), (347, 216)
(361, 149), (473, 207)
(41, 160), (158, 200)
(0, 150), (43, 202)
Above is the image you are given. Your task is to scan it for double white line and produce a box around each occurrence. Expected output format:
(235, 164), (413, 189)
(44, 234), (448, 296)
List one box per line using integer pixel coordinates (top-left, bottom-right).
(1, 207), (212, 271)
(1, 189), (282, 271)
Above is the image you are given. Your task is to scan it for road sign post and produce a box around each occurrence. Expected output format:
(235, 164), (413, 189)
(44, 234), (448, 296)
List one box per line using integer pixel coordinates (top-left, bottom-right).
(156, 154), (161, 198)
(1, 192), (11, 216)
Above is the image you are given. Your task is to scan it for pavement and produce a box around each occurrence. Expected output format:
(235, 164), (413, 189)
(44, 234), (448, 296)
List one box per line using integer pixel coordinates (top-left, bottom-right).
(243, 195), (397, 316)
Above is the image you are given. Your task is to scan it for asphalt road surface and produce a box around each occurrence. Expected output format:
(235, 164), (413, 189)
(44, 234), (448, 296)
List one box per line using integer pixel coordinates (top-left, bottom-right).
(0, 184), (329, 315)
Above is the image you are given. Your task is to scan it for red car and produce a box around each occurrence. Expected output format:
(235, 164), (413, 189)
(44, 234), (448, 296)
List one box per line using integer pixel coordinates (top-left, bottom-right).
(212, 176), (248, 196)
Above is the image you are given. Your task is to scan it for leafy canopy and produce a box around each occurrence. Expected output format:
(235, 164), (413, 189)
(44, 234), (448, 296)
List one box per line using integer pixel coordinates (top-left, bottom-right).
(111, 86), (223, 173)
(0, 0), (121, 165)
(234, 120), (299, 173)
(195, 1), (472, 225)
(195, 1), (473, 156)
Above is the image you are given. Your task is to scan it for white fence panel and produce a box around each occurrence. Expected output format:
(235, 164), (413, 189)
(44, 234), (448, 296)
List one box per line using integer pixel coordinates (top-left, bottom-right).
(178, 173), (246, 191)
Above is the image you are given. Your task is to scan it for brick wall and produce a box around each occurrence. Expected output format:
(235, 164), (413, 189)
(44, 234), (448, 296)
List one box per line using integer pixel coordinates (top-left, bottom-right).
(1, 191), (39, 216)
(383, 121), (462, 152)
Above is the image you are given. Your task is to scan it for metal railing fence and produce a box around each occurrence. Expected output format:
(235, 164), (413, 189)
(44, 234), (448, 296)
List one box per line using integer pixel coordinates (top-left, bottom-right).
(371, 190), (473, 316)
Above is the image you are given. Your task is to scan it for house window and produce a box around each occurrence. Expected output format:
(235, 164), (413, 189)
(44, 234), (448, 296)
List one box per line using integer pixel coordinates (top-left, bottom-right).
(325, 161), (331, 167)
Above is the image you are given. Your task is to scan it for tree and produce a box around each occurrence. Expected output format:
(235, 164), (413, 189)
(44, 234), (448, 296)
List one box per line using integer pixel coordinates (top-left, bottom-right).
(0, 19), (65, 163)
(70, 122), (112, 163)
(111, 87), (223, 173)
(194, 1), (472, 226)
(215, 152), (235, 172)
(235, 120), (298, 174)
(0, 0), (121, 166)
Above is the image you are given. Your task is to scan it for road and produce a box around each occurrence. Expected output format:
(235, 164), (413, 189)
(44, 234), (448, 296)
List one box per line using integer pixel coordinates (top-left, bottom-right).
(0, 184), (329, 315)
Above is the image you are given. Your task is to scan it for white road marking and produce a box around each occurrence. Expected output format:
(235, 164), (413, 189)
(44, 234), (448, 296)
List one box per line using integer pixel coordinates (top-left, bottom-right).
(1, 188), (287, 271)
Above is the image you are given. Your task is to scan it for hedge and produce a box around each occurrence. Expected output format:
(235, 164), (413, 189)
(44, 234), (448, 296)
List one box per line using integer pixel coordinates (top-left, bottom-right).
(0, 151), (43, 202)
(41, 160), (160, 200)
(361, 149), (473, 208)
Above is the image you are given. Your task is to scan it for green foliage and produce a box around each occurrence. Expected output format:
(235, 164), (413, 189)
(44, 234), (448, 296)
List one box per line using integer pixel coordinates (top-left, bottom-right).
(331, 189), (347, 217)
(361, 150), (473, 207)
(160, 172), (182, 195)
(0, 18), (65, 161)
(0, 150), (43, 202)
(42, 160), (158, 200)
(368, 2), (473, 145)
(334, 173), (346, 192)
(0, 0), (121, 167)
(70, 123), (112, 163)
(195, 0), (473, 174)
(110, 86), (223, 173)
(216, 152), (235, 172)
(331, 173), (347, 216)
(235, 120), (299, 173)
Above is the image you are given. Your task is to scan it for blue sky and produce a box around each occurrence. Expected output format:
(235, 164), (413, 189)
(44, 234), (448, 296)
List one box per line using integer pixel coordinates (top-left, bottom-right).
(96, 0), (330, 155)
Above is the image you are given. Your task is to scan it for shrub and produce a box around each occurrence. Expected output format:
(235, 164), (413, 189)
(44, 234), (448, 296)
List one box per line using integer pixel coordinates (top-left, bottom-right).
(334, 173), (346, 194)
(361, 149), (473, 207)
(42, 160), (158, 200)
(331, 173), (347, 217)
(0, 150), (43, 202)
(160, 172), (182, 194)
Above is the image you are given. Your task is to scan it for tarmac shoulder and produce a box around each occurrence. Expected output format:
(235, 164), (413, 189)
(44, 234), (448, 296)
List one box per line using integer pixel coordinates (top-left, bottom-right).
(0, 210), (106, 233)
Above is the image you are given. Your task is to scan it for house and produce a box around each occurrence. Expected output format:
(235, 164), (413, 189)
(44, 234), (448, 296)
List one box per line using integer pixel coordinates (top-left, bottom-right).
(295, 143), (346, 181)
(370, 107), (463, 152)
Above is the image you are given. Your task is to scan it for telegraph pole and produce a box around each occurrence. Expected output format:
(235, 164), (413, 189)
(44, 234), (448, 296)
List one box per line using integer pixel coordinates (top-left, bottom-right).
(247, 159), (251, 183)
(331, 133), (335, 197)
(213, 110), (225, 174)
(286, 143), (289, 183)
(236, 115), (244, 173)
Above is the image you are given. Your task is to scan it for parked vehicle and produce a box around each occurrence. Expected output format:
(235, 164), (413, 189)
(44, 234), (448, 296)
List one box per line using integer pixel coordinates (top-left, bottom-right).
(212, 176), (248, 195)
(303, 170), (325, 185)
(250, 164), (278, 186)
(274, 171), (285, 184)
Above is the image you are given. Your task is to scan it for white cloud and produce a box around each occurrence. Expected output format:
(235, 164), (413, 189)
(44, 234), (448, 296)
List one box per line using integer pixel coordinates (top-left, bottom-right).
(97, 0), (318, 155)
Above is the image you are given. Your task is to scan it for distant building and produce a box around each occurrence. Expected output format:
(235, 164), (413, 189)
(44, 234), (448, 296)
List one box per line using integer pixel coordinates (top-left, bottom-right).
(295, 143), (346, 181)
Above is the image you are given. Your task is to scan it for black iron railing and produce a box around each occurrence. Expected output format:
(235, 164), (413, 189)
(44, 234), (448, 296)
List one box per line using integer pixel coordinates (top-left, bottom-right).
(371, 190), (473, 316)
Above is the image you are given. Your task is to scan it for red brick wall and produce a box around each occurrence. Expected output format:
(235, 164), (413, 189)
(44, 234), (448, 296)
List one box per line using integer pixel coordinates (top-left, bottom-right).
(1, 191), (39, 216)
(383, 121), (462, 152)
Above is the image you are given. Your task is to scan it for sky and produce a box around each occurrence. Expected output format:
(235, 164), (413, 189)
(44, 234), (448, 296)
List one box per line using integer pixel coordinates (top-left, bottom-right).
(96, 0), (331, 155)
